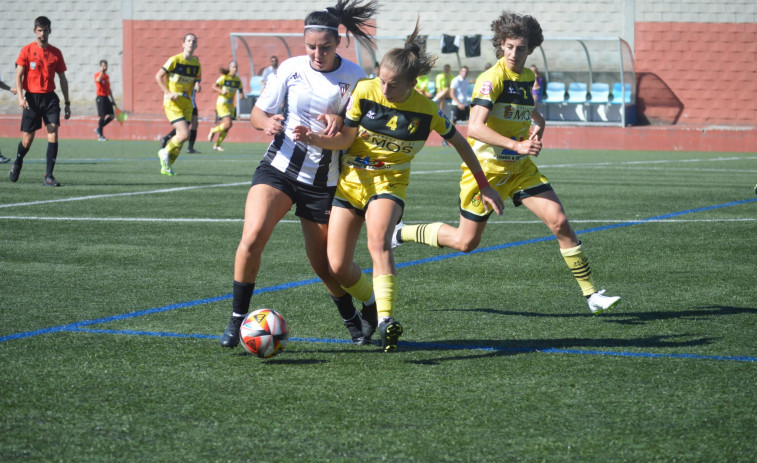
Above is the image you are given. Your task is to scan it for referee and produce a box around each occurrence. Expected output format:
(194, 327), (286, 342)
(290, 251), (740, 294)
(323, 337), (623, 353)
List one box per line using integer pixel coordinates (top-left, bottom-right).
(10, 16), (70, 186)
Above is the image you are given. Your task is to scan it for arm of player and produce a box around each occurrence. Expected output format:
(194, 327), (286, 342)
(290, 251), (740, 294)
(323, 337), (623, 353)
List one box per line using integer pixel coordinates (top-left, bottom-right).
(15, 65), (27, 109)
(212, 82), (226, 95)
(447, 130), (504, 216)
(291, 122), (357, 151)
(251, 105), (285, 136)
(468, 105), (542, 157)
(530, 109), (545, 142)
(59, 72), (71, 120)
(155, 68), (176, 100)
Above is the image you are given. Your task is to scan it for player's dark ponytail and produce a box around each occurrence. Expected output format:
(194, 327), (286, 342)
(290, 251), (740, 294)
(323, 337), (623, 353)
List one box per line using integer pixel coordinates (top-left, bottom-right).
(304, 0), (378, 50)
(380, 17), (436, 82)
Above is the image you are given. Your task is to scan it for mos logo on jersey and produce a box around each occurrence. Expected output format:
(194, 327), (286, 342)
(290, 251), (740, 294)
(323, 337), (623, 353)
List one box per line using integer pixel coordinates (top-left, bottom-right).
(480, 81), (493, 95)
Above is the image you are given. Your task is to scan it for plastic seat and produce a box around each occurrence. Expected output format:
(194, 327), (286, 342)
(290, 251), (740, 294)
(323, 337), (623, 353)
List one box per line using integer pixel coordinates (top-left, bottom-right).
(248, 76), (263, 98)
(427, 80), (436, 98)
(611, 82), (633, 103)
(589, 83), (610, 103)
(543, 82), (566, 103)
(567, 82), (588, 103)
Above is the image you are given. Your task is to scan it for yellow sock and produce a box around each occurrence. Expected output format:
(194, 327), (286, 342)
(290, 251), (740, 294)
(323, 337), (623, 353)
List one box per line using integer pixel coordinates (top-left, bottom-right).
(342, 272), (373, 303)
(560, 243), (596, 297)
(211, 124), (223, 135)
(373, 274), (397, 319)
(400, 223), (444, 248)
(216, 129), (228, 145)
(166, 138), (182, 165)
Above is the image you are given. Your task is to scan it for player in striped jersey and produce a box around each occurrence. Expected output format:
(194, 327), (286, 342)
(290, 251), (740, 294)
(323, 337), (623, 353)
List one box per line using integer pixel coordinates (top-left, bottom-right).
(208, 61), (242, 151)
(220, 0), (381, 349)
(395, 12), (621, 314)
(293, 21), (504, 351)
(155, 33), (201, 175)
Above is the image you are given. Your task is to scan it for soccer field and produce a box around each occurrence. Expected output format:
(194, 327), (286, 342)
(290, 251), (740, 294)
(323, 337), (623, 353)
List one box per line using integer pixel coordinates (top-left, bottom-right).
(1, 139), (755, 462)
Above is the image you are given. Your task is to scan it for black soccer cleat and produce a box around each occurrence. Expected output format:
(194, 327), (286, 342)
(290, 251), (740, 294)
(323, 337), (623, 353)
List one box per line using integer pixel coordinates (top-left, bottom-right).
(360, 302), (378, 343)
(344, 313), (367, 345)
(9, 158), (22, 182)
(0, 153), (10, 164)
(220, 315), (245, 348)
(378, 317), (403, 352)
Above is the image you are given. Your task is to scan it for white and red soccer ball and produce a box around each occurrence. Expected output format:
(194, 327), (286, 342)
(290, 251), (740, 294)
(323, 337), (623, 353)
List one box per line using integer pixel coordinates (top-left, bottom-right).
(239, 309), (289, 359)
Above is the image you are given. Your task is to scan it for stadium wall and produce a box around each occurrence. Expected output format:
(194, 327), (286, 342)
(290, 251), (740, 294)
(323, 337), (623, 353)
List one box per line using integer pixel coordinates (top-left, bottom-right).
(0, 1), (755, 151)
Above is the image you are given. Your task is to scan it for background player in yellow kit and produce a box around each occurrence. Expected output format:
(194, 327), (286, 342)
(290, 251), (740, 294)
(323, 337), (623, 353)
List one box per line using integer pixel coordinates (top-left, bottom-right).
(395, 11), (621, 314)
(294, 21), (504, 351)
(208, 61), (242, 151)
(155, 33), (201, 175)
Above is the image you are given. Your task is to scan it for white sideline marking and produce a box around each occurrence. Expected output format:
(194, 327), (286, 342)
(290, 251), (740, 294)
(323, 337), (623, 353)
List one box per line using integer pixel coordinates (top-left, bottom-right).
(0, 182), (249, 209)
(1, 156), (754, 210)
(0, 216), (752, 224)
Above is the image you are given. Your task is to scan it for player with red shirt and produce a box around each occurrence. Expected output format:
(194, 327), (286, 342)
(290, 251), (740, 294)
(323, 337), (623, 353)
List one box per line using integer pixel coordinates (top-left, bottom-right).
(10, 16), (70, 186)
(94, 59), (115, 141)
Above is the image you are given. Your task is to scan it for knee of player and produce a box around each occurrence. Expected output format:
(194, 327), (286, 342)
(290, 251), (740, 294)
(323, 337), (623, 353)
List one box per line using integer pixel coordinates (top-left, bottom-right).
(457, 236), (481, 253)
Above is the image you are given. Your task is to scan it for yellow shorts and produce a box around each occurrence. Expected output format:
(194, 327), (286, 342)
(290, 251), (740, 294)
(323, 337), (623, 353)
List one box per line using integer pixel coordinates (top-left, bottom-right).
(216, 101), (234, 119)
(459, 157), (552, 222)
(333, 168), (409, 215)
(164, 96), (193, 124)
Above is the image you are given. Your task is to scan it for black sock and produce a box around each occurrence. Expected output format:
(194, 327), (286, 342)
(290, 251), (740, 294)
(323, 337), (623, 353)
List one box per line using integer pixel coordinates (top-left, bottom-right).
(17, 141), (30, 160)
(232, 281), (255, 316)
(163, 129), (176, 144)
(45, 142), (58, 176)
(331, 293), (359, 320)
(189, 129), (197, 149)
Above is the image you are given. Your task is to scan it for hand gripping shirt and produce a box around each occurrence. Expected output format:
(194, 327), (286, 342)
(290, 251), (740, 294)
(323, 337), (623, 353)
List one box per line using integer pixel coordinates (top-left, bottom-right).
(470, 59), (536, 172)
(255, 55), (365, 188)
(162, 53), (201, 98)
(342, 77), (455, 177)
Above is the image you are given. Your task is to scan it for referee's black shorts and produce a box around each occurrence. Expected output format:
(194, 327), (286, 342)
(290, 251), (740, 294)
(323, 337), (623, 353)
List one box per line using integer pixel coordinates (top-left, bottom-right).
(96, 95), (114, 117)
(20, 92), (61, 133)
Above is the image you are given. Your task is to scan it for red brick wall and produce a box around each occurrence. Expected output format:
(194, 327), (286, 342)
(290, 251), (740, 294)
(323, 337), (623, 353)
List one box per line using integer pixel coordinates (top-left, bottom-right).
(123, 20), (364, 119)
(635, 22), (757, 126)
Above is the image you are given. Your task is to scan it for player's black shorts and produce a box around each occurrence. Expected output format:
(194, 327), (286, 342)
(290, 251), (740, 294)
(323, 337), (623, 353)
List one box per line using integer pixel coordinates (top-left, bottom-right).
(20, 92), (61, 133)
(451, 105), (470, 123)
(96, 96), (114, 117)
(250, 162), (336, 224)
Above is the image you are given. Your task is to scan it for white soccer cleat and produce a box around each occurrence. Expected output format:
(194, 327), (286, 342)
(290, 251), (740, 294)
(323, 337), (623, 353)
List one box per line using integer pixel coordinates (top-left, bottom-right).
(587, 289), (621, 314)
(391, 221), (405, 249)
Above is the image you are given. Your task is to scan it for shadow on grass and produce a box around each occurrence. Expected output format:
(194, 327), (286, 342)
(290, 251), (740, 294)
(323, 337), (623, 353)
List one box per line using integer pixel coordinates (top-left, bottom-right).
(402, 334), (715, 365)
(438, 305), (757, 325)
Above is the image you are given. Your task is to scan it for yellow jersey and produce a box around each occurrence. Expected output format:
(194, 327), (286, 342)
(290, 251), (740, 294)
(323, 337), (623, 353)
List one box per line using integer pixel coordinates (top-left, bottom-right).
(215, 74), (242, 105)
(470, 58), (536, 172)
(162, 53), (201, 98)
(343, 77), (455, 173)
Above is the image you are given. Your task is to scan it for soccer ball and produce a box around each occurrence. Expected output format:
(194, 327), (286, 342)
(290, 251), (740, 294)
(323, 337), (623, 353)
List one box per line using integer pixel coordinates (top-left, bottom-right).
(239, 309), (289, 358)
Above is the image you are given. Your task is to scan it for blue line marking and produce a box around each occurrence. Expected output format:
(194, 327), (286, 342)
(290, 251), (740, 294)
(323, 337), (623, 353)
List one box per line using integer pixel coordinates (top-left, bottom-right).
(3, 198), (756, 363)
(61, 328), (757, 363)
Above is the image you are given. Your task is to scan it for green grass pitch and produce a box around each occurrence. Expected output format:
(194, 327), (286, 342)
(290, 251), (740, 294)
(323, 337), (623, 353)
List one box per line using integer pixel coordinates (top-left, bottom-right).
(1, 138), (755, 461)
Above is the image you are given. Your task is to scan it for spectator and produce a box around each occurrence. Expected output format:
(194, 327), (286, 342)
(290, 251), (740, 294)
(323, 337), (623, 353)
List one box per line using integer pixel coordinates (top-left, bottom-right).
(450, 65), (471, 123)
